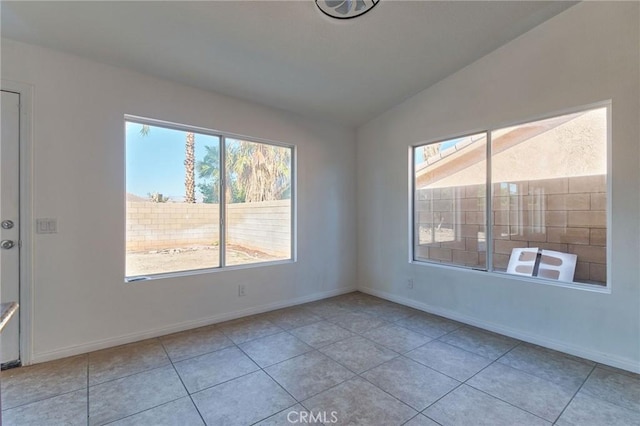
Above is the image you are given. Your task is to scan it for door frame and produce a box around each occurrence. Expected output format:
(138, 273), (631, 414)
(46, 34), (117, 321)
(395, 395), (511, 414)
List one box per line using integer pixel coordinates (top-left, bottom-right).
(1, 80), (33, 366)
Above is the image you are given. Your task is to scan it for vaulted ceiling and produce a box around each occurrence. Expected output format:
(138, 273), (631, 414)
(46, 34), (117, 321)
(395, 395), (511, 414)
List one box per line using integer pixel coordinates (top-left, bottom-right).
(1, 1), (576, 126)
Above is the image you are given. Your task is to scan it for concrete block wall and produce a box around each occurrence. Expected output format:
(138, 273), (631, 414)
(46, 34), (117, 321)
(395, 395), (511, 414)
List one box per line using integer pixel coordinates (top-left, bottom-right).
(126, 202), (219, 251)
(126, 200), (291, 256)
(226, 200), (291, 256)
(416, 174), (607, 285)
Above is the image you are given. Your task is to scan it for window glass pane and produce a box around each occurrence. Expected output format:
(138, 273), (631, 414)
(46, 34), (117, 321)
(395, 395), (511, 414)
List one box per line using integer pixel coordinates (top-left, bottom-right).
(414, 133), (487, 268)
(224, 138), (292, 266)
(491, 107), (607, 285)
(126, 122), (220, 276)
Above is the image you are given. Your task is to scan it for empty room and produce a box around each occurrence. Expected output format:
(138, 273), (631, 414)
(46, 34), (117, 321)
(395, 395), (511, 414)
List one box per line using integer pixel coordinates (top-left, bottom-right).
(0, 1), (638, 425)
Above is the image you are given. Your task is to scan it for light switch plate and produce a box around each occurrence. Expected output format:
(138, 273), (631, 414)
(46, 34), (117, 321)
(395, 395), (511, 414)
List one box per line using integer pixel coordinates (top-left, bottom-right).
(36, 218), (57, 234)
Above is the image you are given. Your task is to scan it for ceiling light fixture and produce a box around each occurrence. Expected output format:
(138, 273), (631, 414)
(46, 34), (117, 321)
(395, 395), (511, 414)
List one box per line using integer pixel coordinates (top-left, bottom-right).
(316, 0), (380, 20)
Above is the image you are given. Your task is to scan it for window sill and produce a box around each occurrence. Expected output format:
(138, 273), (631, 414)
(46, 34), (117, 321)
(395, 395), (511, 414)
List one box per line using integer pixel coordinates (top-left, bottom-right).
(409, 259), (611, 294)
(125, 258), (295, 283)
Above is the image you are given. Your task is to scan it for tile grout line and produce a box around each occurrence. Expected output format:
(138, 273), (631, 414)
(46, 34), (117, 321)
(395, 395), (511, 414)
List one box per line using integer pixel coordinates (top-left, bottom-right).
(122, 300), (634, 424)
(356, 367), (430, 415)
(99, 396), (190, 426)
(559, 363), (640, 415)
(232, 338), (304, 425)
(10, 293), (633, 426)
(286, 323), (357, 350)
(154, 313), (313, 419)
(401, 337), (496, 381)
(440, 340), (574, 424)
(158, 338), (208, 425)
(234, 341), (297, 401)
(201, 299), (460, 423)
(181, 297), (617, 424)
(434, 325), (515, 354)
(396, 352), (464, 384)
(101, 304), (431, 417)
(552, 363), (597, 425)
(265, 346), (359, 400)
(464, 383), (553, 424)
(493, 343), (598, 390)
(292, 306), (438, 422)
(162, 341), (236, 365)
(86, 355), (90, 426)
(84, 339), (175, 389)
(89, 338), (194, 425)
(184, 315), (324, 423)
(387, 320), (456, 342)
(248, 401), (301, 426)
(314, 339), (401, 376)
(473, 339), (588, 422)
(157, 324), (234, 356)
(185, 303), (600, 426)
(595, 362), (640, 380)
(1, 385), (88, 413)
(86, 360), (172, 388)
(417, 340), (523, 419)
(260, 305), (419, 419)
(303, 301), (463, 416)
(187, 320), (318, 395)
(185, 369), (260, 398)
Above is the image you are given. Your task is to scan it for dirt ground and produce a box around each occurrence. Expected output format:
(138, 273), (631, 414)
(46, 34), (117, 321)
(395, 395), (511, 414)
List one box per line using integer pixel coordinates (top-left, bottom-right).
(126, 245), (281, 277)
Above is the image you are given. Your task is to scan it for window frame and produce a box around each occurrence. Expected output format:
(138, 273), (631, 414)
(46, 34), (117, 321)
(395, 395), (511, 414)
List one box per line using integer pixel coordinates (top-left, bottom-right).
(409, 101), (612, 292)
(124, 115), (296, 281)
(410, 131), (490, 271)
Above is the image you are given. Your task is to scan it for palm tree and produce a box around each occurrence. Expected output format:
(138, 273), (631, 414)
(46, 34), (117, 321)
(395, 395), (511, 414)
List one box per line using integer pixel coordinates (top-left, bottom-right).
(138, 124), (196, 203)
(226, 140), (290, 203)
(197, 139), (291, 204)
(184, 132), (196, 203)
(423, 143), (440, 162)
(196, 145), (220, 203)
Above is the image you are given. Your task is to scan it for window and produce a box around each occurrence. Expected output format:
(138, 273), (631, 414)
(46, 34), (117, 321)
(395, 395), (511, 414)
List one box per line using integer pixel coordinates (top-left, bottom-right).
(224, 138), (293, 266)
(125, 118), (293, 278)
(413, 133), (487, 268)
(412, 105), (609, 286)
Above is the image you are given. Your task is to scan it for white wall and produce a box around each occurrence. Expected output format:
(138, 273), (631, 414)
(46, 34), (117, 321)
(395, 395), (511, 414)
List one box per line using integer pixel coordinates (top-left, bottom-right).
(1, 39), (357, 363)
(357, 2), (640, 372)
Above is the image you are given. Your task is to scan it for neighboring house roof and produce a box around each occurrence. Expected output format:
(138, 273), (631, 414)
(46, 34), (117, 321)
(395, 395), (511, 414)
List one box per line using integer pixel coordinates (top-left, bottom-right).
(415, 110), (605, 189)
(126, 193), (147, 202)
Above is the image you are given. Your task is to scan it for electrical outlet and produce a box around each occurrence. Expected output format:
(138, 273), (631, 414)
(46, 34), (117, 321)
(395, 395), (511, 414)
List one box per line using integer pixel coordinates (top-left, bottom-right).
(36, 218), (57, 234)
(407, 278), (414, 289)
(238, 284), (246, 297)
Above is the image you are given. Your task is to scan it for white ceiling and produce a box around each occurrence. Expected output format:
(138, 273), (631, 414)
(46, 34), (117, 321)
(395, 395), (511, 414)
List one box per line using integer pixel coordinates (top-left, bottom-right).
(1, 1), (576, 127)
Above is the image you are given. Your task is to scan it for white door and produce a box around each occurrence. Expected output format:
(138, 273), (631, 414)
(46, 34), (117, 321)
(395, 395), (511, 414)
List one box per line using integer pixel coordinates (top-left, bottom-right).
(1, 90), (21, 366)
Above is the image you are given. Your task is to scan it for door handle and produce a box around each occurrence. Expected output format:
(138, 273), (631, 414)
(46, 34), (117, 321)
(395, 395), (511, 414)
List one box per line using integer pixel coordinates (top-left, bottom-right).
(1, 240), (15, 249)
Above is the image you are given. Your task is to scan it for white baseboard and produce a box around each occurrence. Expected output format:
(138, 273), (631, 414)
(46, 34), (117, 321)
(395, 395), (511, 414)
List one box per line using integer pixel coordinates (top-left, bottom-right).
(359, 286), (640, 374)
(30, 286), (356, 364)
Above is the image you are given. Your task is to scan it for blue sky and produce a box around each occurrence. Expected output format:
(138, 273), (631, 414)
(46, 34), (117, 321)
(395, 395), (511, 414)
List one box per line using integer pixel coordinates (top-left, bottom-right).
(126, 122), (219, 200)
(127, 121), (457, 196)
(415, 138), (459, 165)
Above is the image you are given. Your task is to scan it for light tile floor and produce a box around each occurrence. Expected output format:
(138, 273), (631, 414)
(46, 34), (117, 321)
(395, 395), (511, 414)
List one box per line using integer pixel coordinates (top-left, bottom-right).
(1, 292), (638, 425)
